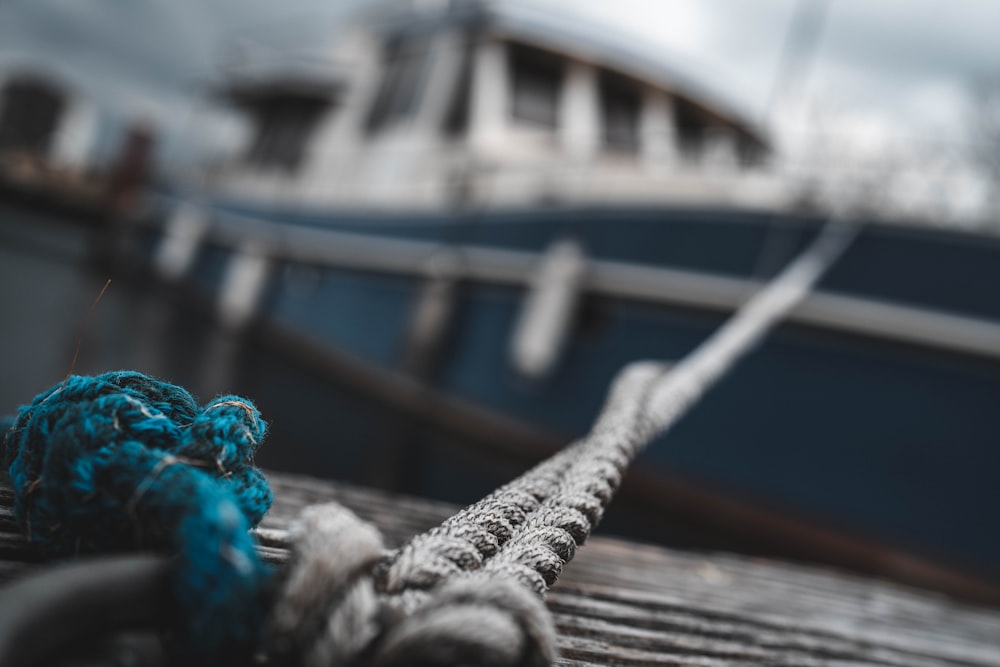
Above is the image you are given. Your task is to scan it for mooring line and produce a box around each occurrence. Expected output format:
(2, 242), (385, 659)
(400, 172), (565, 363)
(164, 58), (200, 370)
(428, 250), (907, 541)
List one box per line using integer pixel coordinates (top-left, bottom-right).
(273, 218), (859, 667)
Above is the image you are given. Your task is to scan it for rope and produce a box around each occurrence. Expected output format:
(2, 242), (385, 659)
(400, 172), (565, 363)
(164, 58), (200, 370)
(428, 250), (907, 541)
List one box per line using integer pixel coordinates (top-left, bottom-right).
(0, 371), (273, 663)
(269, 219), (858, 666)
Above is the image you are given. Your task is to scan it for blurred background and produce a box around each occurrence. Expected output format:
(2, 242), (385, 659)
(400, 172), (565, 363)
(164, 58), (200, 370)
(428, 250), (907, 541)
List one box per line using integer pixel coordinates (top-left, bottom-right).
(1, 0), (999, 602)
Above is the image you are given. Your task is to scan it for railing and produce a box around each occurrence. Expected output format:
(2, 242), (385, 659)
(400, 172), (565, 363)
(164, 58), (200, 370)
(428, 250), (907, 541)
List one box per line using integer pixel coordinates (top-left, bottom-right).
(149, 198), (1000, 362)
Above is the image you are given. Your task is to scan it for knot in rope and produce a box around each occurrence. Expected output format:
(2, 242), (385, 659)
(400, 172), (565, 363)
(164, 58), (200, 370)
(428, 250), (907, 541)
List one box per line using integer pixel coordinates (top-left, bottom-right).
(0, 371), (273, 661)
(369, 573), (555, 667)
(267, 503), (556, 667)
(268, 502), (385, 666)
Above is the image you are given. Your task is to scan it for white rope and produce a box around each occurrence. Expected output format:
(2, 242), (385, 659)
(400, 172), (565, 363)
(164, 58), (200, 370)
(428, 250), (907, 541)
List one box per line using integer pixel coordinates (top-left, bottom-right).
(267, 218), (859, 666)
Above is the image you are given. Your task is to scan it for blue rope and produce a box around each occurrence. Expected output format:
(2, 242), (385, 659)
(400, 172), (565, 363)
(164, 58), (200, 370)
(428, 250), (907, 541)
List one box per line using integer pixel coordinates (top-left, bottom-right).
(0, 371), (273, 662)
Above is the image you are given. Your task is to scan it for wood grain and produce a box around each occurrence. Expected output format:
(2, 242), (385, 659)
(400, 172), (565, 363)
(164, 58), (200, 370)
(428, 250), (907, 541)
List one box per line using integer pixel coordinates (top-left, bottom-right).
(2, 471), (998, 666)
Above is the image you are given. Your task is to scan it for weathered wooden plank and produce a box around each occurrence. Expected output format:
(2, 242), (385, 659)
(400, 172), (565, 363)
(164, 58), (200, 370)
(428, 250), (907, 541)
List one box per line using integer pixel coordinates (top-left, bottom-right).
(1, 470), (998, 666)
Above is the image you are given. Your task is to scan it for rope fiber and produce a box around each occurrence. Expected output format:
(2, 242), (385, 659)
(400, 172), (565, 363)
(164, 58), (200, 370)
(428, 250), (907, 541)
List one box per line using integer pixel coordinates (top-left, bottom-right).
(0, 371), (274, 663)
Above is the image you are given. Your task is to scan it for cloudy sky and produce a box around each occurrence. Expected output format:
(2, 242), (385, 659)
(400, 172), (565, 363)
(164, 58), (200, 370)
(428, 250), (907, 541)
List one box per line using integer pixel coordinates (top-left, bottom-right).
(577, 0), (1000, 131)
(1, 0), (997, 214)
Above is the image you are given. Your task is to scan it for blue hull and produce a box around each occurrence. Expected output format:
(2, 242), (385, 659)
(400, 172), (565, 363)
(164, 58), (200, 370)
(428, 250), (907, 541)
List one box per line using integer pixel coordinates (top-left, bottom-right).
(147, 202), (1000, 578)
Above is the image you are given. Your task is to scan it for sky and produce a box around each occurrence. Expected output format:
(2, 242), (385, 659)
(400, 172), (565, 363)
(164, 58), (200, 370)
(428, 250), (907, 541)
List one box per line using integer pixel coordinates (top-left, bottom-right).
(0, 0), (997, 217)
(574, 0), (1000, 131)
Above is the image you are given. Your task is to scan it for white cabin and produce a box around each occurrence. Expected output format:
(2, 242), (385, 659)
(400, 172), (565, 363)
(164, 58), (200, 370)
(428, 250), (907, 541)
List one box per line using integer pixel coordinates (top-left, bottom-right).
(211, 0), (778, 211)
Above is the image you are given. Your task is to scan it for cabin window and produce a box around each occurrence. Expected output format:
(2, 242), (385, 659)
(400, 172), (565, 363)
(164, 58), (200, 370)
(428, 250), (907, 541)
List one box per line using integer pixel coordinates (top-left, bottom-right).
(507, 42), (564, 129)
(736, 135), (766, 168)
(245, 97), (327, 173)
(442, 41), (474, 137)
(599, 71), (641, 154)
(366, 35), (429, 134)
(0, 78), (65, 157)
(673, 97), (711, 161)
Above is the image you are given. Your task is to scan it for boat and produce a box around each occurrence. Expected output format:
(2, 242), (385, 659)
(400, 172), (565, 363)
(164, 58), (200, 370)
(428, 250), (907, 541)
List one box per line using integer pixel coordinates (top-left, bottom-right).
(3, 0), (999, 595)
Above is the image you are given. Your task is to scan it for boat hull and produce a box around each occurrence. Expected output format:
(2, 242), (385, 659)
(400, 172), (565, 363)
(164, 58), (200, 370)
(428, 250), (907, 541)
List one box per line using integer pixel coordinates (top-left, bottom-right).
(4, 198), (999, 584)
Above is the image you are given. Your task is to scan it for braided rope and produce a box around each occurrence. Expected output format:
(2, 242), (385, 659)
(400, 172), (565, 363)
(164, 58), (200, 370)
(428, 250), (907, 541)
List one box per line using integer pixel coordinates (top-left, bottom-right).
(271, 220), (858, 666)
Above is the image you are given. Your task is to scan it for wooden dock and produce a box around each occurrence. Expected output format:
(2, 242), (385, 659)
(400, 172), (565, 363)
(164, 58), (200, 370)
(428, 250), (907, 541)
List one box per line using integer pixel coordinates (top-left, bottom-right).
(3, 471), (1000, 666)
